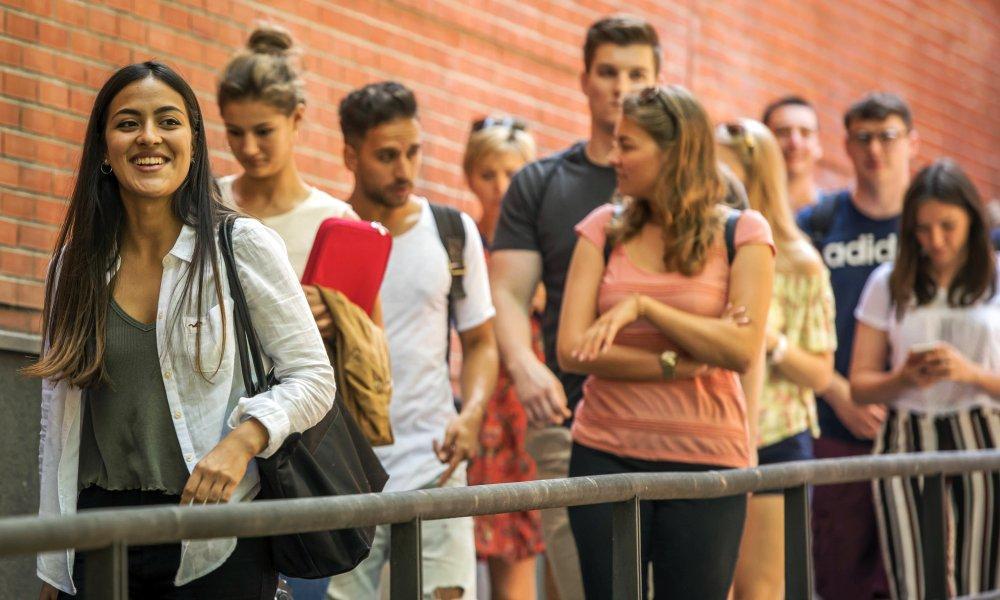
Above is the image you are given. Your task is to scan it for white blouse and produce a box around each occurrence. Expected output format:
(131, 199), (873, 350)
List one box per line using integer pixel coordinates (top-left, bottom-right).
(855, 260), (1000, 415)
(37, 218), (336, 594)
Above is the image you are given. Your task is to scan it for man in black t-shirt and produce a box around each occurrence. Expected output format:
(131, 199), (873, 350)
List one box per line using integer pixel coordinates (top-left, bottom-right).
(490, 16), (661, 598)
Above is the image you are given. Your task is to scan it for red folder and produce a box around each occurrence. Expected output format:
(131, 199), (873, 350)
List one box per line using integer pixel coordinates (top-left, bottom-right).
(301, 218), (392, 316)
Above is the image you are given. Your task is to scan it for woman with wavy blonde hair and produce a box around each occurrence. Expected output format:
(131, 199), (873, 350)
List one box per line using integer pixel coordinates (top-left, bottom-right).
(718, 119), (836, 600)
(556, 85), (775, 598)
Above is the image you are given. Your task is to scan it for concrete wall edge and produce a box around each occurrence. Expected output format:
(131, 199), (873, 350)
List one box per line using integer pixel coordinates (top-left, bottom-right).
(0, 330), (41, 355)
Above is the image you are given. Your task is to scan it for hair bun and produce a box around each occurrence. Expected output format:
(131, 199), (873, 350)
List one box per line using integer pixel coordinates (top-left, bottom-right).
(246, 25), (294, 55)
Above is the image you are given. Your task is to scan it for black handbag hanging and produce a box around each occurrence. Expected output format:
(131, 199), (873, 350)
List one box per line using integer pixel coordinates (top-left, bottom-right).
(218, 217), (389, 579)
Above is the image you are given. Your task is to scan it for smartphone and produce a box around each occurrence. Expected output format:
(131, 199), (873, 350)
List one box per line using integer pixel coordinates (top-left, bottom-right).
(907, 341), (942, 358)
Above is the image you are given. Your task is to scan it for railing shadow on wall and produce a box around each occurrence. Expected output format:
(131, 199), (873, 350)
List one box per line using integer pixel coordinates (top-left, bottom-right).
(2, 450), (998, 600)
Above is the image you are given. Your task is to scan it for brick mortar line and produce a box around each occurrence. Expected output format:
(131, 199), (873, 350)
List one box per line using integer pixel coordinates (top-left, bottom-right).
(0, 122), (83, 151)
(0, 147), (76, 175)
(2, 5), (232, 85)
(245, 0), (584, 105)
(6, 8), (590, 142)
(0, 215), (59, 230)
(0, 184), (71, 205)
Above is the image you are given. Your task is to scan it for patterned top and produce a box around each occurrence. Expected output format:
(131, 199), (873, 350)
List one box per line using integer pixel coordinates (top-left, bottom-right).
(758, 265), (837, 447)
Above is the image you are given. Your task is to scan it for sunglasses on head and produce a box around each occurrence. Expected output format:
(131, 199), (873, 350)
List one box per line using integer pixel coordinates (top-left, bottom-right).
(636, 87), (679, 140)
(471, 116), (527, 133)
(718, 121), (756, 155)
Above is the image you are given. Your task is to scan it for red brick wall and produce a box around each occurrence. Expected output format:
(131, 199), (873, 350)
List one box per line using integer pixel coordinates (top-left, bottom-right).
(1, 0), (997, 336)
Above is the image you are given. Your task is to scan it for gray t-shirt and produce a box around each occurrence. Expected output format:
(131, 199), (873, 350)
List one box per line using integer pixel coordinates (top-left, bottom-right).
(78, 300), (190, 494)
(491, 141), (616, 411)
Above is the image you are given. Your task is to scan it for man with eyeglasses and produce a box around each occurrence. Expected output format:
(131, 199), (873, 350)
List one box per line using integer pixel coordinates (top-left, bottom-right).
(489, 15), (661, 599)
(763, 95), (825, 212)
(797, 92), (919, 600)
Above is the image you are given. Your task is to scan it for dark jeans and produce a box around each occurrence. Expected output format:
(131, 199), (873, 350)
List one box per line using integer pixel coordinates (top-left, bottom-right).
(812, 436), (890, 599)
(60, 486), (278, 599)
(567, 443), (747, 600)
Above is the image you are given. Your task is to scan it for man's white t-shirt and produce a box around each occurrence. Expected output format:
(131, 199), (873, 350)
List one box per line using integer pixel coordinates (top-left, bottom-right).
(377, 197), (494, 492)
(217, 174), (356, 277)
(855, 260), (1000, 414)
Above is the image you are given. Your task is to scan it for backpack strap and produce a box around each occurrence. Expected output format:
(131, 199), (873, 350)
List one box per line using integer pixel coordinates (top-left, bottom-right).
(725, 210), (741, 264)
(807, 192), (841, 250)
(429, 203), (467, 310)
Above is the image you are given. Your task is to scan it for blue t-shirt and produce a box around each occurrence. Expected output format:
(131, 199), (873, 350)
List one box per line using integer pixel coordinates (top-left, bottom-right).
(796, 190), (900, 442)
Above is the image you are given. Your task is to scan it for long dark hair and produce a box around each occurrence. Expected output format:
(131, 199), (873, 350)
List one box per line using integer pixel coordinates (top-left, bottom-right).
(25, 61), (232, 386)
(889, 158), (996, 319)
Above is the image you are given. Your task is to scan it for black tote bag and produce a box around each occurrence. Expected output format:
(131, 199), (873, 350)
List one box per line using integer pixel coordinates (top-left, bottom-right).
(218, 217), (389, 579)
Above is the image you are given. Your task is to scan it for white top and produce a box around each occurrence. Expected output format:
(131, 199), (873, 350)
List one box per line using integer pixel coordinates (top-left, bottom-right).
(855, 261), (1000, 414)
(37, 219), (336, 594)
(217, 174), (356, 277)
(376, 197), (495, 492)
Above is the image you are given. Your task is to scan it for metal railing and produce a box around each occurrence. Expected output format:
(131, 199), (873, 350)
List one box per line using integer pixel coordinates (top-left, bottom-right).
(3, 450), (998, 599)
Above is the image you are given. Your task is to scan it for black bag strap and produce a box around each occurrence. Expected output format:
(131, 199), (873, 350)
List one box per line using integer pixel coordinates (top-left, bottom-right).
(218, 217), (271, 396)
(429, 203), (467, 309)
(807, 192), (841, 250)
(724, 210), (741, 264)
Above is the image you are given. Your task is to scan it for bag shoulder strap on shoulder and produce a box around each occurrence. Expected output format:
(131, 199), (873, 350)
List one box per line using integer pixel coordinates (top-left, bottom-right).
(218, 217), (271, 396)
(725, 210), (741, 264)
(807, 192), (841, 250)
(429, 203), (467, 307)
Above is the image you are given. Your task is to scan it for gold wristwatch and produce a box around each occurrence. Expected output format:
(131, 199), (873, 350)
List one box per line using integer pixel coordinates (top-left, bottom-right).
(659, 350), (678, 380)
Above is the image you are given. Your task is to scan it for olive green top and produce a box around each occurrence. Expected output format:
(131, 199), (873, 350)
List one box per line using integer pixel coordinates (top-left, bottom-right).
(78, 300), (190, 494)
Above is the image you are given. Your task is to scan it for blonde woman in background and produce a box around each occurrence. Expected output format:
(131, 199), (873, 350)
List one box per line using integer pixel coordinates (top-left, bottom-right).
(462, 117), (546, 600)
(717, 119), (836, 600)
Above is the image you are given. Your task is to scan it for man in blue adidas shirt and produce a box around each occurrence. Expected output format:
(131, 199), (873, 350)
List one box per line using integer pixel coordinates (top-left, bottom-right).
(797, 92), (918, 600)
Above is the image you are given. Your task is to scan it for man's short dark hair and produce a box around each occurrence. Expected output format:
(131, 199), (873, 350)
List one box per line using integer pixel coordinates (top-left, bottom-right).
(843, 92), (912, 130)
(583, 16), (661, 75)
(339, 81), (417, 147)
(761, 95), (815, 128)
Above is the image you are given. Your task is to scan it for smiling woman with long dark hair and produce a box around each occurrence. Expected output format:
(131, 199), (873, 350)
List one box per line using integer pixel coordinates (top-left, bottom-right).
(29, 61), (335, 600)
(850, 158), (1000, 600)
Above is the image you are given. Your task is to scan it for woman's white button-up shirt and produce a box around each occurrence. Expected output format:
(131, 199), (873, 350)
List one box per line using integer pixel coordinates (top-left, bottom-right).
(37, 218), (336, 594)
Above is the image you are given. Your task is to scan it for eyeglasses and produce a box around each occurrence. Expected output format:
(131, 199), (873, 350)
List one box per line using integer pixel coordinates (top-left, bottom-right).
(718, 121), (755, 155)
(471, 116), (527, 133)
(848, 128), (905, 146)
(636, 87), (679, 140)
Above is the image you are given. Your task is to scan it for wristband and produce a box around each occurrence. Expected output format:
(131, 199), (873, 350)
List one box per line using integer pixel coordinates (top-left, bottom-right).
(768, 333), (789, 366)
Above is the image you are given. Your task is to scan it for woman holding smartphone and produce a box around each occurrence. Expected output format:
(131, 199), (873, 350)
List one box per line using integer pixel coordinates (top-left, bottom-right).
(851, 159), (1000, 600)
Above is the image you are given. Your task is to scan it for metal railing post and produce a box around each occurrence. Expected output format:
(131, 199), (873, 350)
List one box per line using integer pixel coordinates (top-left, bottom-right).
(390, 518), (422, 600)
(82, 542), (127, 599)
(921, 473), (947, 599)
(784, 484), (813, 600)
(612, 496), (641, 600)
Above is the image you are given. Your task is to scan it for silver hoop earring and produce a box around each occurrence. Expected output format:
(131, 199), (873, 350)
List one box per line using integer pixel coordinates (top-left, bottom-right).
(100, 162), (113, 175)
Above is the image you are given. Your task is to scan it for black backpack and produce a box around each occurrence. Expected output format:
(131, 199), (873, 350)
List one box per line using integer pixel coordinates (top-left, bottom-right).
(805, 191), (845, 250)
(429, 203), (467, 320)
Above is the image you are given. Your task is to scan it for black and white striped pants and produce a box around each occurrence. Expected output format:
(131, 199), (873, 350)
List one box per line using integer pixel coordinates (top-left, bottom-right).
(873, 406), (1000, 600)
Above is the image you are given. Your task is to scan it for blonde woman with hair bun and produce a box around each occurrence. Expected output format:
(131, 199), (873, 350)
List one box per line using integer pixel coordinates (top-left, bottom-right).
(215, 24), (364, 600)
(717, 118), (836, 600)
(216, 24), (367, 333)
